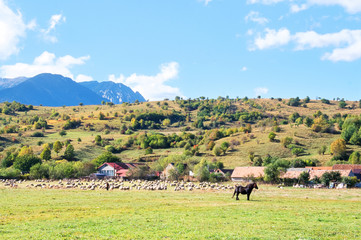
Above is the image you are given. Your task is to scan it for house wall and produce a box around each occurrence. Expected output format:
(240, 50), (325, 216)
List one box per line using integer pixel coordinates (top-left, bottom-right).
(98, 165), (115, 177)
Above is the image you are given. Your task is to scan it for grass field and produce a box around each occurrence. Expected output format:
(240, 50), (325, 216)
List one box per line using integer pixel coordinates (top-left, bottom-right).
(1, 186), (360, 239)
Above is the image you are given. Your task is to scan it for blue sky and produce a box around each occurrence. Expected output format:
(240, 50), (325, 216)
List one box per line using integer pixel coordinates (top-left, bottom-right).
(1, 0), (361, 100)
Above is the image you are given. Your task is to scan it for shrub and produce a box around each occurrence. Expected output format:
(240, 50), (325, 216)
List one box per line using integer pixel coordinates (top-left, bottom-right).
(213, 146), (222, 156)
(291, 147), (304, 156)
(59, 130), (67, 136)
(31, 132), (44, 137)
(342, 176), (359, 188)
(145, 147), (153, 155)
(268, 132), (276, 142)
(281, 137), (293, 148)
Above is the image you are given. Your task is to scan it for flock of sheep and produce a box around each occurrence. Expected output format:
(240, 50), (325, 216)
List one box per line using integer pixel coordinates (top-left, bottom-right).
(1, 178), (235, 192)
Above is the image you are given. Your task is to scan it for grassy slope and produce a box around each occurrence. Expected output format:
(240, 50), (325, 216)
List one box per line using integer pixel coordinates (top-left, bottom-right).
(0, 186), (360, 239)
(1, 99), (361, 168)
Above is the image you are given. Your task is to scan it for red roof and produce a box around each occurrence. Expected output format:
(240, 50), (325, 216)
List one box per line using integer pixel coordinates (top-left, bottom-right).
(98, 162), (144, 177)
(231, 167), (265, 178)
(332, 164), (361, 171)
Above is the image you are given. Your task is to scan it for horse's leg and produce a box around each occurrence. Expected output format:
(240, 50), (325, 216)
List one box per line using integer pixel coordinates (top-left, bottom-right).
(232, 188), (237, 198)
(247, 193), (250, 201)
(236, 191), (240, 200)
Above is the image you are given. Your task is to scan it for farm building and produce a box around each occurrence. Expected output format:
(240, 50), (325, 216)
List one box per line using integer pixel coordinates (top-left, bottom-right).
(160, 163), (191, 180)
(308, 169), (355, 180)
(280, 168), (309, 179)
(332, 164), (361, 180)
(97, 162), (144, 178)
(210, 168), (233, 177)
(231, 167), (265, 181)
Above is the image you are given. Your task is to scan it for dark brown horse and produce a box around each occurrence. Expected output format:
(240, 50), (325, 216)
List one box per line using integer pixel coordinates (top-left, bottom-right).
(232, 182), (258, 201)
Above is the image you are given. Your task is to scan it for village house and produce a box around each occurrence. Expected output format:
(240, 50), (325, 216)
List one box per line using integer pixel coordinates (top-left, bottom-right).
(161, 163), (192, 180)
(280, 168), (309, 179)
(332, 164), (361, 180)
(210, 168), (233, 177)
(231, 166), (265, 182)
(97, 162), (144, 178)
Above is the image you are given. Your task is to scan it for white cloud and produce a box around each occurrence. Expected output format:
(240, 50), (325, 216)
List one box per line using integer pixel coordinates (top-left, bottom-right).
(0, 51), (90, 79)
(241, 66), (248, 71)
(75, 74), (93, 82)
(290, 4), (308, 13)
(254, 87), (269, 96)
(0, 0), (34, 60)
(248, 0), (361, 14)
(247, 0), (286, 4)
(252, 28), (361, 61)
(293, 29), (361, 61)
(252, 28), (291, 50)
(199, 0), (212, 6)
(110, 62), (182, 101)
(41, 14), (66, 43)
(309, 0), (361, 14)
(245, 11), (269, 24)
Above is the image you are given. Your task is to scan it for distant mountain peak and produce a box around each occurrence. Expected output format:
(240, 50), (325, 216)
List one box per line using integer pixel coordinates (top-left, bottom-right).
(79, 81), (146, 104)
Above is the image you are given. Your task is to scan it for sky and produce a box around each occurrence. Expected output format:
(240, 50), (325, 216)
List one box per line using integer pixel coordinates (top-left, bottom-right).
(1, 0), (361, 101)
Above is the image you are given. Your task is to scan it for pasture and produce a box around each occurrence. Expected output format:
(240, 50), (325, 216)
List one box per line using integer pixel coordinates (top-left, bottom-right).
(1, 185), (360, 239)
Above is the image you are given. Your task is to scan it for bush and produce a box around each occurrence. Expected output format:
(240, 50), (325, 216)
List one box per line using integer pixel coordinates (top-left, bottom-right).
(281, 137), (293, 148)
(342, 176), (359, 188)
(13, 155), (42, 173)
(268, 132), (276, 142)
(213, 146), (222, 156)
(0, 167), (21, 178)
(145, 147), (153, 155)
(59, 130), (67, 136)
(291, 147), (304, 156)
(31, 132), (44, 137)
(321, 171), (341, 186)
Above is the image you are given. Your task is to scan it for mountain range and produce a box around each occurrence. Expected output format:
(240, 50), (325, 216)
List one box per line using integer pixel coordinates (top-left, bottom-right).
(0, 73), (146, 106)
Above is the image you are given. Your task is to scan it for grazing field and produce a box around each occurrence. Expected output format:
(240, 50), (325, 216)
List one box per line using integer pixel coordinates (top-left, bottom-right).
(1, 186), (360, 239)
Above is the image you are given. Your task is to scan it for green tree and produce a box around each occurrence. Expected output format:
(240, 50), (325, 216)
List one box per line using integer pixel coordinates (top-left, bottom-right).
(348, 151), (361, 164)
(338, 100), (347, 109)
(299, 171), (310, 185)
(64, 144), (75, 161)
(40, 144), (51, 160)
(264, 164), (280, 183)
(194, 159), (210, 182)
(213, 146), (222, 156)
(53, 141), (63, 156)
(92, 151), (120, 167)
(321, 171), (341, 186)
(13, 155), (41, 173)
(95, 135), (102, 146)
(220, 141), (230, 155)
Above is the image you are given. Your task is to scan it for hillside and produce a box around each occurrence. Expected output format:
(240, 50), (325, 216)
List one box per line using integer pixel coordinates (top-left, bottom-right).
(1, 96), (361, 179)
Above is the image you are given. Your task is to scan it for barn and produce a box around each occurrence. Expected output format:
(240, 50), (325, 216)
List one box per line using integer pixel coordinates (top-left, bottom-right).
(231, 167), (265, 182)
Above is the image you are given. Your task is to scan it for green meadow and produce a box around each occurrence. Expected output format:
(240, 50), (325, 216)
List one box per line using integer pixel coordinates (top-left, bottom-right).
(1, 186), (360, 239)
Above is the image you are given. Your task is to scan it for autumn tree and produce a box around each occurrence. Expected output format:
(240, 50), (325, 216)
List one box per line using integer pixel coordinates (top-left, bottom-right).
(330, 139), (346, 159)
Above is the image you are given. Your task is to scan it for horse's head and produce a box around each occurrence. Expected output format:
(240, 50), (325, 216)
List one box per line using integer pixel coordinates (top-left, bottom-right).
(253, 182), (258, 189)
